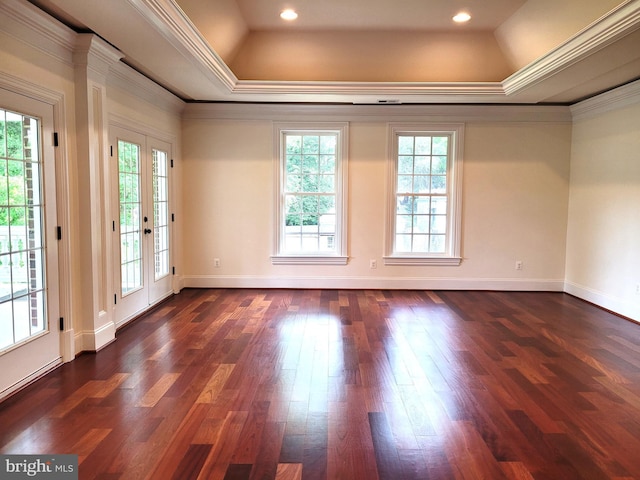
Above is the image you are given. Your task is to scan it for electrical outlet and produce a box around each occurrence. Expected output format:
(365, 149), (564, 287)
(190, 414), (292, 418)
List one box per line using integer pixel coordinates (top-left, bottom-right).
(636, 283), (640, 295)
(214, 258), (221, 268)
(515, 260), (523, 270)
(370, 259), (377, 269)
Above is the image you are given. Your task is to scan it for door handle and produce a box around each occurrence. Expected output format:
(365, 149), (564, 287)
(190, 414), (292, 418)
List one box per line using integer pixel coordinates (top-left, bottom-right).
(144, 228), (152, 234)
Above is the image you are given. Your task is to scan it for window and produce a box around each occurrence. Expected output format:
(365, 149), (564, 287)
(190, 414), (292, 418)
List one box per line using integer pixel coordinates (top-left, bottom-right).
(152, 148), (170, 280)
(385, 124), (464, 265)
(273, 123), (348, 264)
(0, 108), (47, 351)
(118, 139), (143, 295)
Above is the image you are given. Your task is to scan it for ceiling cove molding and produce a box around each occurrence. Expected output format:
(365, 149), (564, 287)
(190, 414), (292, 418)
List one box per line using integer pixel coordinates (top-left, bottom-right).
(231, 81), (505, 96)
(108, 61), (185, 115)
(571, 78), (640, 120)
(131, 0), (238, 90)
(230, 81), (510, 104)
(0, 0), (76, 65)
(183, 103), (572, 123)
(503, 0), (640, 97)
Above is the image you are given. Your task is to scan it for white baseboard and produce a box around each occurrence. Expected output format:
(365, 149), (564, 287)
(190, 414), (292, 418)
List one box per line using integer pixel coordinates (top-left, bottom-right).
(75, 321), (116, 353)
(173, 274), (184, 294)
(184, 275), (565, 291)
(61, 328), (75, 362)
(564, 281), (640, 323)
(0, 357), (62, 401)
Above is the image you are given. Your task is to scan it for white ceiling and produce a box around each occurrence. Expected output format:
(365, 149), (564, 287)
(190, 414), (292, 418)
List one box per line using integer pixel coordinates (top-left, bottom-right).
(27, 0), (640, 104)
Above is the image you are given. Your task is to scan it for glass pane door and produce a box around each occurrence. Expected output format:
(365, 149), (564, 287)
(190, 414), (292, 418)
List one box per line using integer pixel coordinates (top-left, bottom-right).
(0, 88), (61, 400)
(111, 128), (172, 328)
(118, 140), (143, 296)
(152, 148), (169, 280)
(0, 109), (47, 352)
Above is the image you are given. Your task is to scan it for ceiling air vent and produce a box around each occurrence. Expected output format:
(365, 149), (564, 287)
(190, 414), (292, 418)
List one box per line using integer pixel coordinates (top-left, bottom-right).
(353, 99), (402, 105)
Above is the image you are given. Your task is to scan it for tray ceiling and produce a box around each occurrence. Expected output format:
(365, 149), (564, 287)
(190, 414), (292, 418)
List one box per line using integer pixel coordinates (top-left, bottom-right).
(26, 0), (640, 104)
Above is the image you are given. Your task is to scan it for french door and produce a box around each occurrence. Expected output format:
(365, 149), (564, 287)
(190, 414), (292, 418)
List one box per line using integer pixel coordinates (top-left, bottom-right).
(111, 126), (172, 326)
(0, 89), (60, 399)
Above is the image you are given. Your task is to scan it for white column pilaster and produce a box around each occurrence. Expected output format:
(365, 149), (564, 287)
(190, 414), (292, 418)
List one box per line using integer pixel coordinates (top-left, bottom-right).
(73, 34), (123, 351)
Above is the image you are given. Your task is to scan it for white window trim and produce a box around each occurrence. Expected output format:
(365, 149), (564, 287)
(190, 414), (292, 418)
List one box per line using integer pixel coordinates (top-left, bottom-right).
(384, 123), (464, 266)
(272, 122), (349, 265)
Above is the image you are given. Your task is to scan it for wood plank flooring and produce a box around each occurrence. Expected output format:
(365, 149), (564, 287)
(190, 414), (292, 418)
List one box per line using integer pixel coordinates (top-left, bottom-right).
(2, 289), (640, 479)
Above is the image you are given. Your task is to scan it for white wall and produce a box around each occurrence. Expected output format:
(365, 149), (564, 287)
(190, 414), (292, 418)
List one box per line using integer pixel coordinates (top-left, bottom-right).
(182, 104), (572, 290)
(566, 81), (640, 321)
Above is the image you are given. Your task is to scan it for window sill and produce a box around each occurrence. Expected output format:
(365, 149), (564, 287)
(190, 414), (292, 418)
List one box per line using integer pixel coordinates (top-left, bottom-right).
(383, 256), (462, 266)
(271, 255), (348, 265)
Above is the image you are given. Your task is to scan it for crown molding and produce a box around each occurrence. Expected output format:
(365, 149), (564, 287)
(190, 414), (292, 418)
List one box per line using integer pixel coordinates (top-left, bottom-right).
(0, 0), (76, 65)
(570, 78), (640, 120)
(503, 0), (640, 97)
(231, 81), (504, 96)
(183, 102), (571, 123)
(229, 80), (510, 104)
(131, 0), (238, 90)
(108, 61), (185, 115)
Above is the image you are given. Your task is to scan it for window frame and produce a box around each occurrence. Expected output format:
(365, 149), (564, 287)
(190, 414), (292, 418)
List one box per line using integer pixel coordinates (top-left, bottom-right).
(272, 122), (349, 265)
(384, 123), (464, 266)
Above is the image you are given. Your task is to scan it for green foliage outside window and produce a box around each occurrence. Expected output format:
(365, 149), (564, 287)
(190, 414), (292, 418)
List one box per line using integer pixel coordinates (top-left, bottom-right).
(0, 116), (27, 226)
(118, 140), (141, 230)
(284, 133), (337, 226)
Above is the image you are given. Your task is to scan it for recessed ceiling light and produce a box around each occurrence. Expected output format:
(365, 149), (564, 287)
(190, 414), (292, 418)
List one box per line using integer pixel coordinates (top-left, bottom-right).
(280, 9), (298, 21)
(453, 12), (471, 23)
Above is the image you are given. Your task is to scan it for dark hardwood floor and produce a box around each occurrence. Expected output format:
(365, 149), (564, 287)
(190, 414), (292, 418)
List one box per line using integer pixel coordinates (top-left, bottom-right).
(2, 289), (640, 479)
